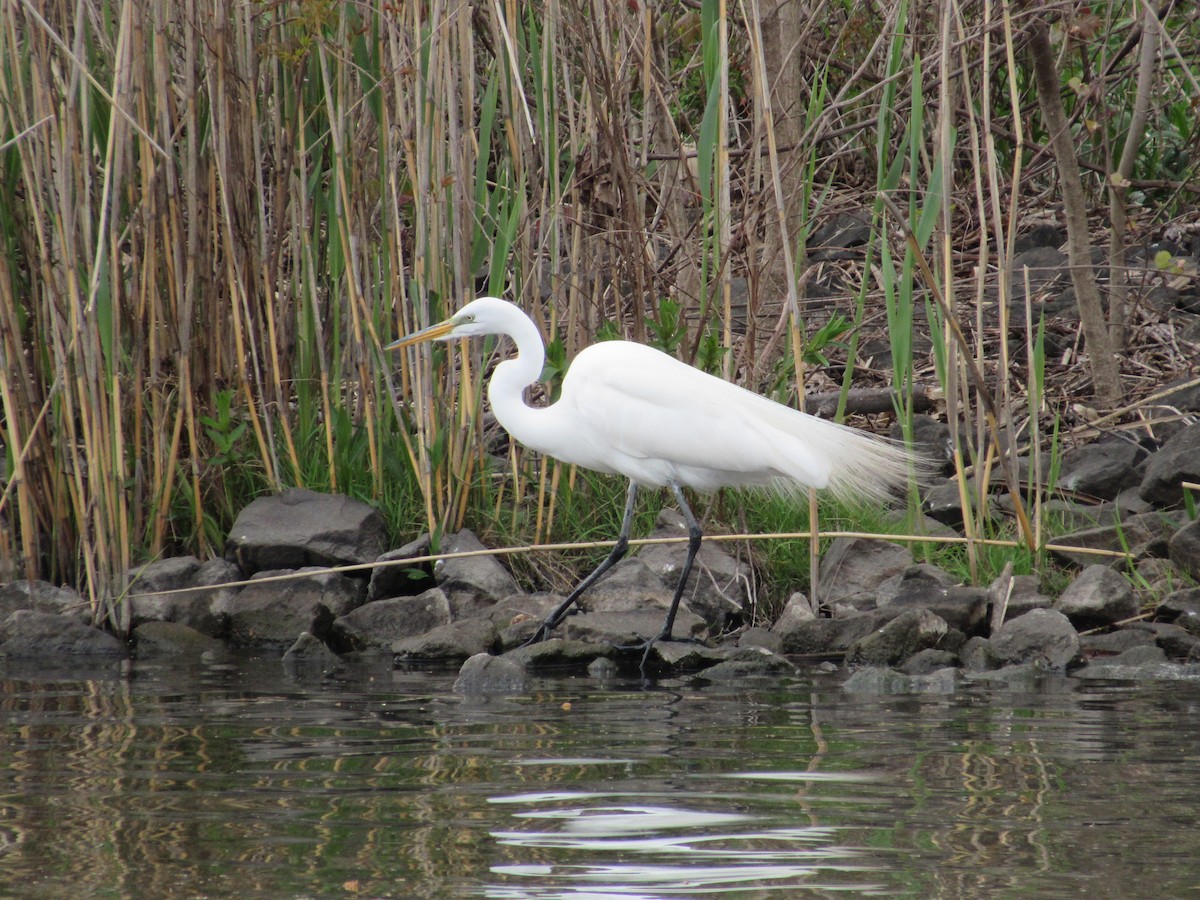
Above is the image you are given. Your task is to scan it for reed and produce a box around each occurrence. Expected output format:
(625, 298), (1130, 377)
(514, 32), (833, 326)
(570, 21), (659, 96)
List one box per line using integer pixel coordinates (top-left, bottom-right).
(1, 1), (1196, 626)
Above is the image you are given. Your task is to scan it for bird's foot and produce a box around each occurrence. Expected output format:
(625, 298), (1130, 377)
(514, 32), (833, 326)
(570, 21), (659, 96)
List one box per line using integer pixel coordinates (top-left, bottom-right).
(613, 632), (706, 674)
(520, 618), (558, 649)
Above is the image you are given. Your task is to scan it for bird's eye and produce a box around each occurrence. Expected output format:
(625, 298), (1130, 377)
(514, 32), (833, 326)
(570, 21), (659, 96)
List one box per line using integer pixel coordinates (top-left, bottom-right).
(459, 314), (474, 324)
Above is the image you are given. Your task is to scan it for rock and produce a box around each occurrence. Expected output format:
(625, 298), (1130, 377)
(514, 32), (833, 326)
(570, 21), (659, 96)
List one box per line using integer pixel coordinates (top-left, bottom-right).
(560, 608), (707, 645)
(1054, 565), (1140, 629)
(842, 666), (957, 695)
(0, 579), (90, 624)
(637, 509), (747, 630)
(1084, 644), (1168, 668)
(1169, 518), (1200, 579)
(1051, 513), (1178, 569)
(1134, 557), (1185, 597)
(225, 568), (364, 648)
(892, 415), (954, 474)
(392, 618), (498, 662)
(959, 636), (1000, 671)
(876, 564), (957, 604)
(899, 648), (960, 674)
(331, 588), (453, 651)
(366, 534), (434, 602)
(989, 609), (1081, 669)
(486, 593), (569, 649)
(225, 488), (388, 575)
(736, 627), (783, 653)
(922, 479), (976, 528)
(587, 656), (620, 678)
(1139, 424), (1200, 507)
(0, 610), (127, 660)
(1131, 621), (1200, 660)
(770, 592), (815, 634)
(435, 530), (521, 617)
(1058, 439), (1145, 500)
(989, 573), (1053, 624)
(881, 583), (989, 635)
(777, 614), (883, 656)
(282, 632), (343, 675)
(817, 537), (913, 610)
(126, 556), (235, 637)
(1157, 587), (1200, 635)
(1081, 628), (1156, 656)
(696, 646), (798, 681)
(453, 652), (529, 694)
(647, 641), (724, 672)
(133, 621), (228, 659)
(845, 609), (949, 667)
(502, 638), (615, 672)
(582, 558), (676, 613)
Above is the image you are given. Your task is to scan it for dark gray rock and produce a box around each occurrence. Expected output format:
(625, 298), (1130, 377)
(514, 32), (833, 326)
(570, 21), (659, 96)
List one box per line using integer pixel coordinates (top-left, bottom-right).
(587, 656), (620, 678)
(1131, 621), (1200, 660)
(845, 609), (949, 667)
(225, 488), (388, 575)
(899, 648), (960, 674)
(1051, 512), (1178, 569)
(453, 652), (529, 695)
(1157, 587), (1200, 635)
(990, 609), (1081, 669)
(777, 614), (882, 656)
(1081, 628), (1156, 656)
(881, 584), (989, 635)
(0, 610), (127, 660)
(392, 618), (498, 662)
(770, 592), (815, 635)
(282, 632), (344, 676)
(133, 621), (228, 659)
(990, 573), (1053, 624)
(560, 608), (706, 645)
(331, 588), (452, 651)
(502, 638), (616, 671)
(817, 537), (913, 610)
(876, 564), (957, 604)
(736, 627), (783, 653)
(126, 556), (235, 637)
(1054, 565), (1140, 629)
(435, 530), (521, 617)
(487, 593), (569, 649)
(648, 641), (725, 672)
(1084, 644), (1168, 668)
(959, 636), (1000, 671)
(225, 567), (364, 648)
(1058, 439), (1145, 500)
(637, 508), (747, 630)
(366, 534), (434, 602)
(1169, 518), (1200, 579)
(891, 415), (954, 474)
(1139, 424), (1200, 507)
(0, 579), (89, 624)
(842, 666), (957, 694)
(696, 646), (798, 681)
(582, 558), (676, 613)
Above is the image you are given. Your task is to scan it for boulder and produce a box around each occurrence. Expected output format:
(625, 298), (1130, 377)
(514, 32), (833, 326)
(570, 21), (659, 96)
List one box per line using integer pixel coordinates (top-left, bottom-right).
(366, 534), (434, 602)
(1054, 565), (1140, 629)
(0, 579), (90, 624)
(1051, 513), (1178, 569)
(582, 558), (676, 613)
(331, 588), (453, 651)
(694, 646), (798, 681)
(1169, 518), (1200, 579)
(1157, 587), (1200, 635)
(225, 567), (364, 648)
(225, 488), (387, 574)
(0, 610), (127, 660)
(845, 608), (949, 667)
(282, 632), (343, 676)
(393, 618), (498, 662)
(453, 652), (528, 695)
(989, 609), (1081, 669)
(133, 621), (228, 659)
(817, 537), (913, 611)
(559, 608), (706, 645)
(126, 556), (238, 637)
(1139, 424), (1200, 507)
(435, 530), (521, 617)
(1057, 440), (1145, 500)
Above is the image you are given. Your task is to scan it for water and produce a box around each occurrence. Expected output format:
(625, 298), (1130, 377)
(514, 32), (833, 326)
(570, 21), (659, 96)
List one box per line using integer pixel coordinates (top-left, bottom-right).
(2, 653), (1199, 898)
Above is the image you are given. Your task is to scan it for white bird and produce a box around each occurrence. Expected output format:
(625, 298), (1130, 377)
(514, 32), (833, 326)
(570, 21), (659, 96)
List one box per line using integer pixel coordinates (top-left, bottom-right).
(388, 296), (916, 657)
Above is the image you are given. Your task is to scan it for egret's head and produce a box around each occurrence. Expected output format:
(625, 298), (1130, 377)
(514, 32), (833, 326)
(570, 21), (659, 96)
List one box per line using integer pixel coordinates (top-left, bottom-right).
(385, 297), (511, 350)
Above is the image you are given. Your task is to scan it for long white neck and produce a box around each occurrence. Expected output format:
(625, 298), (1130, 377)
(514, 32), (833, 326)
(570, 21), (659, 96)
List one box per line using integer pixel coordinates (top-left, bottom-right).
(484, 310), (551, 449)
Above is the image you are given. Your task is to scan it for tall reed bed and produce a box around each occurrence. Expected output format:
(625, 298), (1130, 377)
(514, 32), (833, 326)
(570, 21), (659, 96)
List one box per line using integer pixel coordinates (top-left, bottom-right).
(1, 1), (1195, 626)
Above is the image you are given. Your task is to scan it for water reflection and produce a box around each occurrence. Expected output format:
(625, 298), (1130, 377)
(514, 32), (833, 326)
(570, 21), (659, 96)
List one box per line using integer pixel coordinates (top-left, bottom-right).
(1, 655), (1199, 897)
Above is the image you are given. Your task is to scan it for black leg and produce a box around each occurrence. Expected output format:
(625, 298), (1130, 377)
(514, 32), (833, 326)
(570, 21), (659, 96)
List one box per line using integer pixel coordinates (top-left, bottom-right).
(638, 482), (703, 671)
(525, 480), (639, 644)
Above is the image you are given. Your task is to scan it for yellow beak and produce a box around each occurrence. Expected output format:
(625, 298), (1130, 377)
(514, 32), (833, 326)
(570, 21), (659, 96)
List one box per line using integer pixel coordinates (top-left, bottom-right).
(384, 318), (457, 351)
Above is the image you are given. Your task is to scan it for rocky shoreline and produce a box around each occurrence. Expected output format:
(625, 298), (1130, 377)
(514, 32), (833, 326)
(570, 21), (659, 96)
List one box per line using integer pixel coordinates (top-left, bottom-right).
(2, 409), (1199, 693)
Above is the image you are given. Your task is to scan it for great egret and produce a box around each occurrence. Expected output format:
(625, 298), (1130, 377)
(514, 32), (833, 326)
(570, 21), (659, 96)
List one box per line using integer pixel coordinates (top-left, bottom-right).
(388, 296), (916, 657)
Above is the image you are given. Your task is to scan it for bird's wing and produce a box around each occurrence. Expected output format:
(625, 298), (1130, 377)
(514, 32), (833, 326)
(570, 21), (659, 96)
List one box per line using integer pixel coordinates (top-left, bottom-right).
(560, 342), (834, 487)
